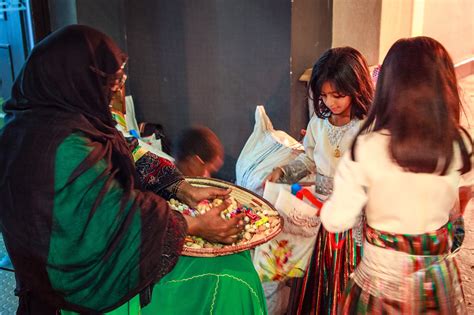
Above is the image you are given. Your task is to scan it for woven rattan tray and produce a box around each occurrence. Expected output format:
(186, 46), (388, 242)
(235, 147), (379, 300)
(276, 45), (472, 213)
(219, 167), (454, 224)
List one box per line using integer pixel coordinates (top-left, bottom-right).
(180, 177), (283, 257)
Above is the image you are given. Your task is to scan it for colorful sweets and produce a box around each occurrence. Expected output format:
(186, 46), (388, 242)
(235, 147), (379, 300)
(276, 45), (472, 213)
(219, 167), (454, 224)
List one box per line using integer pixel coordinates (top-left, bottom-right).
(168, 197), (280, 249)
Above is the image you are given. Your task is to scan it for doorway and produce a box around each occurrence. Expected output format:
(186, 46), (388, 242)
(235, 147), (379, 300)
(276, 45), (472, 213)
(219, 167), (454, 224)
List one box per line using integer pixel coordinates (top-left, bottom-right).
(0, 0), (34, 102)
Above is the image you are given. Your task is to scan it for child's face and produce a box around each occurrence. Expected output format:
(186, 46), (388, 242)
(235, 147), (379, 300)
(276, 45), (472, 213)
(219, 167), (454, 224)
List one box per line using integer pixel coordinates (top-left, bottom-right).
(202, 155), (224, 177)
(193, 154), (224, 178)
(320, 81), (352, 116)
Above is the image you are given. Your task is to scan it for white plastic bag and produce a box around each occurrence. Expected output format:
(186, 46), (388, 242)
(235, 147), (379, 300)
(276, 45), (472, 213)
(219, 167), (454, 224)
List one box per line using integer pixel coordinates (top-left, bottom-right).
(137, 138), (174, 162)
(253, 183), (320, 282)
(125, 95), (140, 134)
(235, 106), (304, 196)
(141, 133), (163, 151)
(116, 95), (174, 162)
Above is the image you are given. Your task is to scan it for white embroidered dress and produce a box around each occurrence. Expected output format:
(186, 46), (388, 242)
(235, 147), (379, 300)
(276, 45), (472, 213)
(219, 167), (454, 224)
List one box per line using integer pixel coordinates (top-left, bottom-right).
(281, 116), (363, 195)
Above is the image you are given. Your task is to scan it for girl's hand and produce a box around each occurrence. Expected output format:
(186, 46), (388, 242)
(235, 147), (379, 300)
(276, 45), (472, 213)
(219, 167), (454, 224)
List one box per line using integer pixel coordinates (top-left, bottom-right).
(263, 167), (284, 185)
(185, 200), (245, 244)
(177, 181), (231, 208)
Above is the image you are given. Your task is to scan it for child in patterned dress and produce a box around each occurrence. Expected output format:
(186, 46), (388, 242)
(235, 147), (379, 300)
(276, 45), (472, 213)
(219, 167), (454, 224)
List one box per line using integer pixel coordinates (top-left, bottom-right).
(265, 47), (374, 315)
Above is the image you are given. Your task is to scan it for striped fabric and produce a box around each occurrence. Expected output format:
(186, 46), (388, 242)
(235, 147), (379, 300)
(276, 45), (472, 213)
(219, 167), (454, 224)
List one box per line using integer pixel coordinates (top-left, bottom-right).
(287, 227), (363, 315)
(339, 224), (467, 314)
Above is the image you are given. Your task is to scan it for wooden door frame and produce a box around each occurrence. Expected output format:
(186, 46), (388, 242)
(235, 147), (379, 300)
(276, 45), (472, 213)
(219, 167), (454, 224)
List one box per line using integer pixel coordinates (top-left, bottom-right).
(30, 0), (51, 43)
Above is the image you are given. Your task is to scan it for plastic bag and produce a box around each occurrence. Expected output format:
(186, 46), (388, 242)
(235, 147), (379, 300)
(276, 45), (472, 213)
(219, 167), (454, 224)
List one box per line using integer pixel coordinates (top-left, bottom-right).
(235, 106), (304, 196)
(125, 95), (140, 135)
(253, 182), (320, 282)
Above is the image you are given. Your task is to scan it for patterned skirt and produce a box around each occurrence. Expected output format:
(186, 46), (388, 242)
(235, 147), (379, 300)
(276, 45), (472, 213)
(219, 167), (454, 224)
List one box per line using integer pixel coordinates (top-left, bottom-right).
(287, 226), (363, 315)
(339, 223), (467, 314)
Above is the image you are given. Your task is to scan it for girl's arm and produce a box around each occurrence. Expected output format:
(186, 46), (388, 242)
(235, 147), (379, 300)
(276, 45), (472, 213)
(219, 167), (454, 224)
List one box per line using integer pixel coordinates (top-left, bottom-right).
(320, 151), (367, 233)
(278, 158), (311, 183)
(279, 118), (318, 183)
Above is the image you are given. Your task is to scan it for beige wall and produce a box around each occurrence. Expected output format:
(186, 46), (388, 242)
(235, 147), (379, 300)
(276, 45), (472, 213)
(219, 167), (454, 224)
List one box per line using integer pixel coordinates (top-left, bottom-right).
(378, 0), (473, 64)
(379, 0), (413, 64)
(336, 0), (473, 65)
(421, 0), (473, 64)
(332, 0), (382, 65)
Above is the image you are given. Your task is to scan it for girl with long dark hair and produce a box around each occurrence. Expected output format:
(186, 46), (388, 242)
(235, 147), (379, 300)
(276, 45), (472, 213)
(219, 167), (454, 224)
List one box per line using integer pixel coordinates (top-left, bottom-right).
(321, 36), (471, 314)
(265, 47), (374, 315)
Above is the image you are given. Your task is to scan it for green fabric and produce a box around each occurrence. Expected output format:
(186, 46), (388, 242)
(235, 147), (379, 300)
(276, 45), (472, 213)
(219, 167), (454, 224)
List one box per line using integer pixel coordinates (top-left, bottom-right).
(62, 252), (267, 315)
(61, 295), (141, 315)
(50, 134), (141, 311)
(142, 251), (267, 315)
(53, 134), (266, 314)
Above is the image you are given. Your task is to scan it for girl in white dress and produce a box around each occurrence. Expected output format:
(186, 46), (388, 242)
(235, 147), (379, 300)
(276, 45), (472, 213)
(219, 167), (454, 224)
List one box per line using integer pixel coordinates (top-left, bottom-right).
(321, 36), (472, 314)
(265, 47), (374, 315)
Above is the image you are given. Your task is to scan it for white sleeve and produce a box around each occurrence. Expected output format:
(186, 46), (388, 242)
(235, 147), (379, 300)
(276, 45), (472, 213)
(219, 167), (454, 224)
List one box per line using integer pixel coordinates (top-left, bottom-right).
(320, 151), (368, 233)
(294, 118), (318, 173)
(280, 120), (317, 183)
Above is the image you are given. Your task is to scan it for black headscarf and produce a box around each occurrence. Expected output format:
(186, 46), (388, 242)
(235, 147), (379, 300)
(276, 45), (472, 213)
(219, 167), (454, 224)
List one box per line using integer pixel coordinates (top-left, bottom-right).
(0, 25), (186, 313)
(3, 24), (134, 188)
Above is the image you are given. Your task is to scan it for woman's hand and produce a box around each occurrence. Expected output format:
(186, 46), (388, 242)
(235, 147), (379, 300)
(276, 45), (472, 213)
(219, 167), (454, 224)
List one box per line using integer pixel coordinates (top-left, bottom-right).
(263, 167), (284, 186)
(176, 181), (231, 208)
(184, 200), (246, 244)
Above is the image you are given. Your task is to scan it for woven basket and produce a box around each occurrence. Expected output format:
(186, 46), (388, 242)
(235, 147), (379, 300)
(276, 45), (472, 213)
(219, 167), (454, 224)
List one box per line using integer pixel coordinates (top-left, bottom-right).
(181, 177), (283, 257)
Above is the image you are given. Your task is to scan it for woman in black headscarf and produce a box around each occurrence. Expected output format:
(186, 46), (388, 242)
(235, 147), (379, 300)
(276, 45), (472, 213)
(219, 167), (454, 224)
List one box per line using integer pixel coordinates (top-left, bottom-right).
(0, 25), (243, 314)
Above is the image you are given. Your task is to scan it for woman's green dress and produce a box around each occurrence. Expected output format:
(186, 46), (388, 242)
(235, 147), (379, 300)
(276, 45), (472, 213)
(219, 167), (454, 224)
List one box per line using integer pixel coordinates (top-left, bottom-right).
(62, 141), (267, 314)
(63, 252), (267, 315)
(142, 251), (267, 315)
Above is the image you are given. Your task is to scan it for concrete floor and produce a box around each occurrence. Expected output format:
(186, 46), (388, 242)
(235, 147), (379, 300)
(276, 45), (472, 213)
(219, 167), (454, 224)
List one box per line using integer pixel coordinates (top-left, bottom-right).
(0, 234), (16, 315)
(1, 75), (474, 314)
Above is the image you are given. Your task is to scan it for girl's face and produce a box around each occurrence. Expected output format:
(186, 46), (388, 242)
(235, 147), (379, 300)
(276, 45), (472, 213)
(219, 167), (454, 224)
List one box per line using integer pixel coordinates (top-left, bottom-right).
(320, 81), (352, 116)
(189, 154), (224, 177)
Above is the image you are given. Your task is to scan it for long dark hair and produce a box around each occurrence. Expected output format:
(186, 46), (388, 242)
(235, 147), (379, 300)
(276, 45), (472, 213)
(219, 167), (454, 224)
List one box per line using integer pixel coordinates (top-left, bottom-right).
(352, 36), (472, 174)
(309, 47), (374, 120)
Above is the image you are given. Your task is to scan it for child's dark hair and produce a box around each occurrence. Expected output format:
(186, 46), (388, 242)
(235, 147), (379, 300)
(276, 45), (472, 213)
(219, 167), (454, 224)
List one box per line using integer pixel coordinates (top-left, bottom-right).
(308, 47), (374, 120)
(174, 126), (223, 163)
(352, 36), (472, 175)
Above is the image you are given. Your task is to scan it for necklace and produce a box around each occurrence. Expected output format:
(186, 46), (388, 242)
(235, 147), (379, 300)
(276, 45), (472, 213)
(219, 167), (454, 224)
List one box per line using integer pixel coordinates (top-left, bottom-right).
(334, 140), (344, 158)
(327, 119), (357, 158)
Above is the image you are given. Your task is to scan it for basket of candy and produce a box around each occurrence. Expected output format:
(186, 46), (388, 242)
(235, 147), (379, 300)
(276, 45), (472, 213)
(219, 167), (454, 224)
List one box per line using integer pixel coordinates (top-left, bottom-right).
(168, 177), (283, 257)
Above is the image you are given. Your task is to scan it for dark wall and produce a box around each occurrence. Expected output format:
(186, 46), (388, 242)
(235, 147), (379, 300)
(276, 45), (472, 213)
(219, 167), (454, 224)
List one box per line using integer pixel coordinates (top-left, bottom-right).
(65, 0), (332, 181)
(125, 1), (291, 181)
(290, 0), (332, 137)
(48, 0), (76, 32)
(47, 0), (126, 52)
(75, 0), (127, 53)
